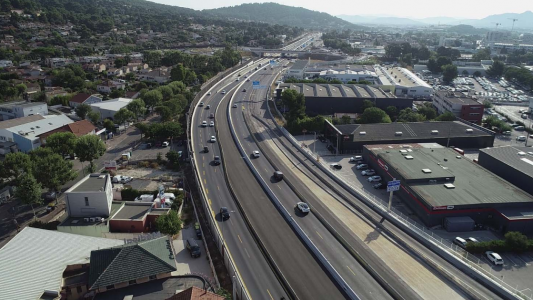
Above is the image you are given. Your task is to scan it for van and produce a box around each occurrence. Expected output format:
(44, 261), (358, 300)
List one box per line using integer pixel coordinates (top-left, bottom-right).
(186, 238), (201, 258)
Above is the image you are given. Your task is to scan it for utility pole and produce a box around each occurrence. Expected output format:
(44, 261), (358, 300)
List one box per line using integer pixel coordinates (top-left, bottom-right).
(494, 23), (501, 30)
(508, 18), (518, 32)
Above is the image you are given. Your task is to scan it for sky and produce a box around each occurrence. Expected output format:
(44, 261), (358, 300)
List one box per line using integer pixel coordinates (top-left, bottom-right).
(153, 0), (530, 19)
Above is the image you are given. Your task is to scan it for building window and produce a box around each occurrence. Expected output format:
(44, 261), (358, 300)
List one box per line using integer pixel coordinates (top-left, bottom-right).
(149, 275), (157, 280)
(469, 113), (480, 116)
(76, 286), (83, 293)
(85, 197), (89, 206)
(106, 285), (114, 290)
(129, 280), (136, 285)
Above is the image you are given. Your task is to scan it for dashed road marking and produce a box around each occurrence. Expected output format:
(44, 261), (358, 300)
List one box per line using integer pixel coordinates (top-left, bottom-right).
(266, 289), (274, 300)
(238, 235), (243, 243)
(316, 231), (323, 239)
(346, 265), (356, 276)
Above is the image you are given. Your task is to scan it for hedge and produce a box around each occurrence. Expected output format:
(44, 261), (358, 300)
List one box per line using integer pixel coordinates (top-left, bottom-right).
(466, 231), (533, 253)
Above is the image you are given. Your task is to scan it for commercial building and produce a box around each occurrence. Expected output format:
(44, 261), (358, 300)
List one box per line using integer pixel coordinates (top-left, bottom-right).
(478, 146), (533, 197)
(68, 93), (103, 108)
(0, 100), (48, 121)
(90, 97), (133, 121)
(65, 173), (114, 218)
(38, 119), (96, 143)
(286, 59), (309, 79)
(324, 120), (494, 153)
(375, 65), (433, 99)
(433, 91), (484, 124)
(315, 69), (379, 84)
(0, 114), (73, 153)
(277, 83), (413, 115)
(0, 227), (122, 300)
(363, 144), (533, 233)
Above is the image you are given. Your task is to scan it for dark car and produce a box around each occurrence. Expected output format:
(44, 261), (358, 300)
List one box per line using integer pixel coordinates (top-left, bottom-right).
(209, 113), (215, 119)
(203, 146), (209, 153)
(194, 222), (202, 238)
(273, 171), (284, 181)
(213, 156), (221, 165)
(220, 207), (230, 221)
(330, 163), (342, 170)
(44, 191), (56, 202)
(186, 238), (201, 258)
(373, 182), (386, 189)
(242, 89), (247, 92)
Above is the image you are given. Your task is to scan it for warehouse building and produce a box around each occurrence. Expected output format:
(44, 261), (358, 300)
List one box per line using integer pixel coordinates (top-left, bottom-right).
(478, 146), (533, 197)
(324, 120), (494, 153)
(374, 65), (433, 99)
(363, 144), (533, 233)
(277, 83), (413, 115)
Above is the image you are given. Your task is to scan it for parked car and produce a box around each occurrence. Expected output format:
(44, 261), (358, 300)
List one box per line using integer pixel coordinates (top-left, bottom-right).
(465, 237), (479, 244)
(44, 191), (56, 201)
(330, 163), (342, 170)
(213, 156), (221, 165)
(356, 164), (368, 170)
(195, 222), (202, 238)
(453, 237), (468, 248)
(361, 169), (375, 176)
(522, 114), (528, 119)
(297, 202), (310, 214)
(517, 136), (526, 141)
(349, 156), (363, 163)
(485, 251), (504, 265)
(502, 131), (511, 136)
(112, 175), (132, 184)
(368, 176), (382, 182)
(252, 150), (260, 158)
(210, 136), (216, 143)
(162, 141), (169, 147)
(373, 182), (386, 189)
(186, 238), (201, 258)
(220, 207), (230, 221)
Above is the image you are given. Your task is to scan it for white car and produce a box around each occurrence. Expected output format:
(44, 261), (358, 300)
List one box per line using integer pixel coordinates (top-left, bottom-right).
(252, 150), (260, 158)
(517, 136), (526, 141)
(349, 156), (363, 163)
(361, 169), (375, 176)
(209, 121), (214, 127)
(162, 141), (169, 147)
(356, 164), (368, 170)
(236, 78), (240, 81)
(233, 104), (238, 108)
(210, 136), (216, 143)
(207, 92), (211, 95)
(201, 121), (207, 127)
(297, 202), (310, 214)
(485, 251), (504, 265)
(368, 176), (382, 182)
(221, 90), (226, 94)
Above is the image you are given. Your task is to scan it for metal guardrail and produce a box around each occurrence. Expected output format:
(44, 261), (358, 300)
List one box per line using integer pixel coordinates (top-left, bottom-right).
(267, 106), (524, 300)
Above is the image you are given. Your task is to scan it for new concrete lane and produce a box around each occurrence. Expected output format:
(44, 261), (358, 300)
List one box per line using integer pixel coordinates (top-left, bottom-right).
(192, 67), (288, 300)
(216, 75), (347, 300)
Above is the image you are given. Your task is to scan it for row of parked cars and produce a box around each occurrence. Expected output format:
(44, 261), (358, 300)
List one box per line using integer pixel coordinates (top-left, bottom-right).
(453, 237), (504, 265)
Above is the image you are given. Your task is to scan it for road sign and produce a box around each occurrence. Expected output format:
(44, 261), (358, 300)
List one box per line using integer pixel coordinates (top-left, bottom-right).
(252, 81), (267, 89)
(387, 180), (401, 192)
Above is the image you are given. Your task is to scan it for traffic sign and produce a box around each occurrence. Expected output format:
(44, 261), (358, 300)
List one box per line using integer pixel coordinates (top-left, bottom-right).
(252, 81), (267, 89)
(387, 180), (401, 192)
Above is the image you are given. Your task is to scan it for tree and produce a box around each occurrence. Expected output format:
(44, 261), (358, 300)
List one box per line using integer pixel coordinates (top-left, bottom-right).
(436, 112), (456, 121)
(417, 103), (437, 120)
(417, 46), (431, 60)
(75, 135), (106, 172)
(126, 98), (146, 119)
(135, 122), (149, 140)
(0, 152), (32, 183)
(483, 100), (493, 108)
(361, 100), (374, 112)
(75, 103), (92, 120)
(359, 107), (391, 124)
(442, 64), (458, 84)
(15, 173), (42, 217)
(462, 70), (469, 76)
(472, 48), (491, 62)
(155, 210), (183, 235)
(103, 119), (115, 132)
(281, 89), (306, 121)
(166, 150), (181, 170)
(113, 108), (135, 125)
(340, 115), (351, 125)
(385, 106), (398, 121)
(487, 61), (505, 78)
(155, 106), (172, 122)
(504, 232), (528, 252)
(427, 58), (439, 73)
(31, 148), (77, 198)
(158, 85), (173, 100)
(142, 90), (163, 111)
(88, 110), (101, 124)
(45, 132), (77, 158)
(473, 71), (482, 77)
(397, 108), (425, 122)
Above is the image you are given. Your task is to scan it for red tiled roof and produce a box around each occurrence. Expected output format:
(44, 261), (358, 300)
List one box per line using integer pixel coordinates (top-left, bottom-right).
(39, 119), (96, 139)
(165, 287), (224, 300)
(69, 93), (91, 104)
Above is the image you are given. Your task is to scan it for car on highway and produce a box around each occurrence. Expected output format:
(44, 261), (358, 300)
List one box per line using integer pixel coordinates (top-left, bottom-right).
(233, 104), (238, 108)
(203, 146), (209, 153)
(162, 141), (169, 147)
(201, 121), (207, 127)
(209, 113), (215, 119)
(522, 114), (528, 119)
(206, 105), (211, 109)
(213, 156), (221, 165)
(246, 79), (250, 82)
(209, 121), (214, 127)
(330, 163), (342, 170)
(356, 163), (368, 170)
(210, 136), (217, 143)
(207, 92), (211, 96)
(517, 136), (526, 141)
(485, 251), (504, 265)
(199, 102), (204, 107)
(349, 156), (363, 163)
(373, 182), (386, 189)
(242, 88), (247, 92)
(236, 78), (240, 81)
(361, 169), (375, 176)
(368, 176), (382, 182)
(252, 150), (260, 158)
(220, 207), (230, 221)
(221, 90), (226, 94)
(296, 202), (310, 214)
(273, 171), (284, 181)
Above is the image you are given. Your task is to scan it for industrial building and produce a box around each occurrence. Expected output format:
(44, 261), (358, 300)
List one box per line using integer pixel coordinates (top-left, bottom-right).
(90, 97), (133, 121)
(286, 59), (309, 79)
(374, 66), (433, 99)
(478, 146), (533, 197)
(324, 120), (494, 153)
(277, 83), (413, 115)
(0, 100), (48, 121)
(363, 144), (533, 233)
(432, 91), (484, 124)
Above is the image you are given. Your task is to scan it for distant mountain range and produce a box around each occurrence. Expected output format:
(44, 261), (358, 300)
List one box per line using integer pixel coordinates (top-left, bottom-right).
(204, 3), (365, 30)
(338, 11), (533, 30)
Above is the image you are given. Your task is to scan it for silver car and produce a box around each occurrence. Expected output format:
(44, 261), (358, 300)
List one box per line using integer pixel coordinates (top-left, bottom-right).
(297, 202), (310, 214)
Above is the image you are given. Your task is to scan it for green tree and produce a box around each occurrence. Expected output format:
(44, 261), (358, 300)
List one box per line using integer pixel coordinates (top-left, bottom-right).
(75, 103), (92, 120)
(417, 103), (437, 120)
(15, 173), (42, 217)
(103, 119), (115, 132)
(135, 122), (149, 140)
(472, 48), (491, 62)
(359, 107), (391, 124)
(436, 112), (456, 121)
(155, 106), (172, 122)
(166, 150), (181, 170)
(483, 100), (493, 108)
(442, 64), (458, 84)
(113, 108), (135, 126)
(281, 89), (306, 121)
(87, 110), (101, 124)
(142, 89), (163, 111)
(504, 232), (528, 252)
(75, 135), (106, 172)
(45, 132), (77, 158)
(126, 98), (146, 119)
(155, 210), (183, 235)
(473, 71), (482, 77)
(0, 152), (32, 183)
(385, 106), (398, 121)
(340, 115), (351, 125)
(31, 148), (77, 199)
(361, 99), (374, 112)
(487, 60), (505, 78)
(158, 85), (173, 100)
(397, 108), (425, 122)
(216, 288), (232, 300)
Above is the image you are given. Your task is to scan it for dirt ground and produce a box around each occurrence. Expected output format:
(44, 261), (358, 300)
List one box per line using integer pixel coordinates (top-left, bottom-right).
(117, 166), (182, 179)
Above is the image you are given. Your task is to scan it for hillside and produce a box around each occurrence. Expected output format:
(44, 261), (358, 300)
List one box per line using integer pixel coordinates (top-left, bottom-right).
(447, 25), (488, 35)
(205, 3), (364, 30)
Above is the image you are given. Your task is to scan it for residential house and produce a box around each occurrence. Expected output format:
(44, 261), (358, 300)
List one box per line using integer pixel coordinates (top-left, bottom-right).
(0, 60), (13, 68)
(69, 93), (102, 108)
(24, 82), (41, 99)
(138, 68), (171, 84)
(45, 57), (74, 68)
(97, 81), (125, 94)
(38, 119), (96, 144)
(106, 68), (123, 77)
(21, 64), (43, 77)
(90, 97), (132, 121)
(0, 114), (73, 152)
(45, 87), (69, 99)
(84, 63), (106, 73)
(127, 62), (149, 71)
(0, 100), (48, 121)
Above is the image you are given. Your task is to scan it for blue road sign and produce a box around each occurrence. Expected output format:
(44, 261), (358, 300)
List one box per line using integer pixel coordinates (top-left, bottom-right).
(252, 81), (266, 89)
(387, 180), (401, 192)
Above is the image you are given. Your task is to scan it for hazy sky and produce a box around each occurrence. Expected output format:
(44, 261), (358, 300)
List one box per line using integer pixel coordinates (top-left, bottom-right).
(153, 0), (530, 19)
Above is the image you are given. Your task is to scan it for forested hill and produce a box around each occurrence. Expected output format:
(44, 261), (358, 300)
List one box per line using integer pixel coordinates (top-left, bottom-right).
(205, 3), (364, 30)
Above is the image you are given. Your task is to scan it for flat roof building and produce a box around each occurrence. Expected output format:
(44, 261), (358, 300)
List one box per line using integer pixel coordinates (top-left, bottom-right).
(374, 65), (433, 99)
(478, 146), (533, 197)
(325, 120), (494, 153)
(363, 144), (533, 233)
(433, 91), (485, 124)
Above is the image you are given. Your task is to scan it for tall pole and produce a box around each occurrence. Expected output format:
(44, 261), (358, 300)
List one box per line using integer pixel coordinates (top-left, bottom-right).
(336, 133), (339, 156)
(388, 178), (396, 211)
(314, 131), (317, 154)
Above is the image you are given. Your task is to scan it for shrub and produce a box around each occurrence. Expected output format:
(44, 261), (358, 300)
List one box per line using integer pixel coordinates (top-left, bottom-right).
(121, 188), (140, 201)
(155, 210), (183, 235)
(29, 220), (60, 230)
(138, 161), (150, 168)
(505, 231), (528, 252)
(150, 162), (159, 169)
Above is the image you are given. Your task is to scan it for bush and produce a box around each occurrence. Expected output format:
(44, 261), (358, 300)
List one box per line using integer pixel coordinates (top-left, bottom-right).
(505, 231), (528, 252)
(155, 210), (183, 235)
(466, 231), (531, 253)
(150, 162), (159, 169)
(121, 188), (140, 201)
(29, 220), (60, 230)
(138, 161), (150, 168)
